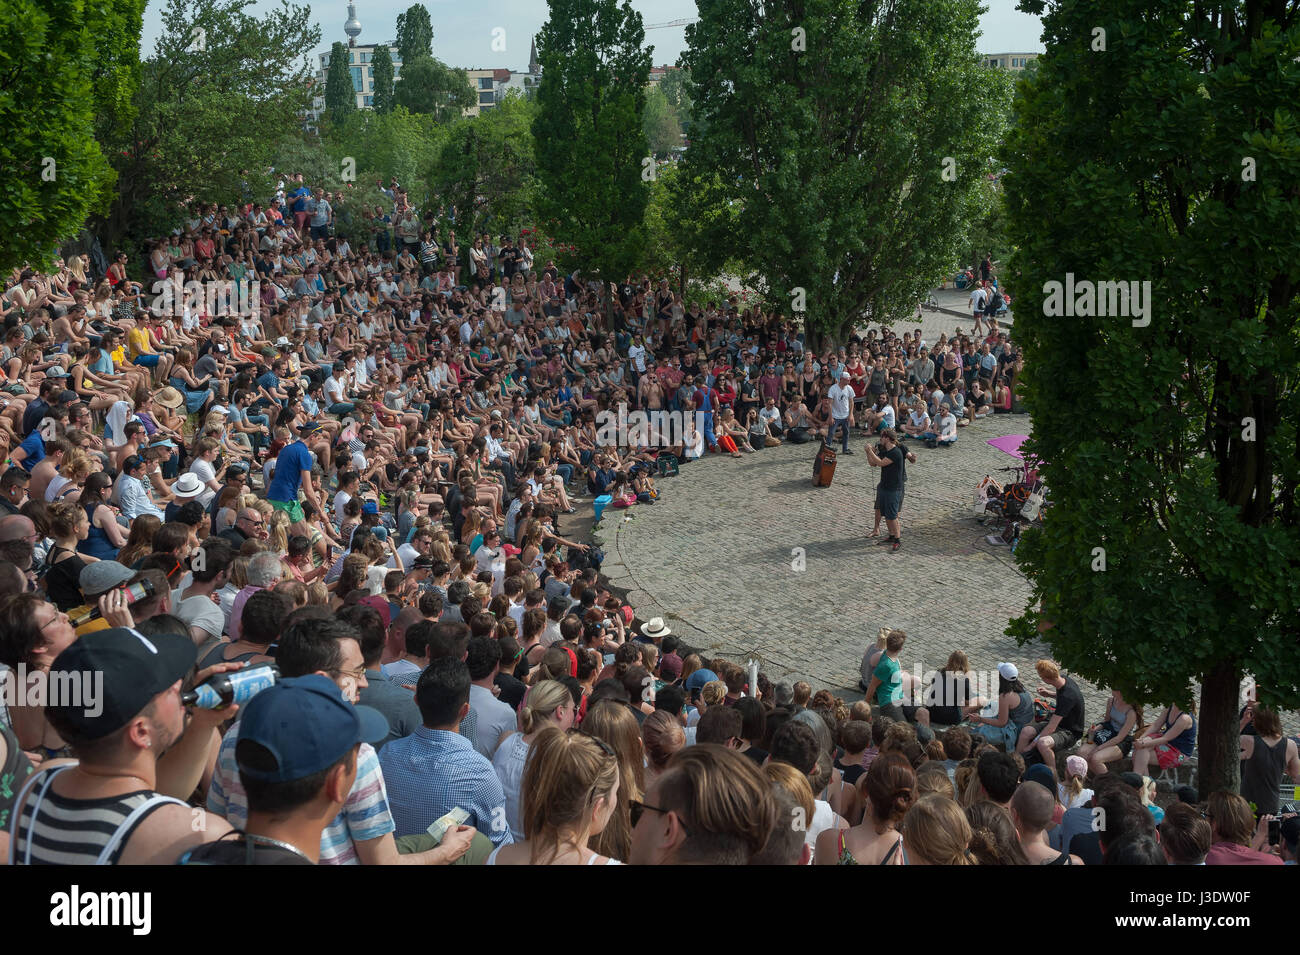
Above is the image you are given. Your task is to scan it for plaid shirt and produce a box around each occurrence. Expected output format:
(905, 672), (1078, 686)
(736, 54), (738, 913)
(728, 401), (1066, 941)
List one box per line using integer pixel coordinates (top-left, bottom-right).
(207, 721), (395, 865)
(378, 726), (512, 846)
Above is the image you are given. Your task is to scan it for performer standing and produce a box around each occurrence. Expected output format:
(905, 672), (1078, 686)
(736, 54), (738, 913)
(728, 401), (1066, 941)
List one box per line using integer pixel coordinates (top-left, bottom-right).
(865, 429), (908, 551)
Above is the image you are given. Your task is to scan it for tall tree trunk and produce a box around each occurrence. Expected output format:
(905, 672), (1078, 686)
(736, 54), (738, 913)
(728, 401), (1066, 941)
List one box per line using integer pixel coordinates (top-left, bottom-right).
(1199, 659), (1241, 796)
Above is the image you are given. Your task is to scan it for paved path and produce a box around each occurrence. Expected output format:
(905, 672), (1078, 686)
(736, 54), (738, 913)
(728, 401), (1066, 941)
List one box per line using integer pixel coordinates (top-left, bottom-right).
(598, 299), (1116, 715)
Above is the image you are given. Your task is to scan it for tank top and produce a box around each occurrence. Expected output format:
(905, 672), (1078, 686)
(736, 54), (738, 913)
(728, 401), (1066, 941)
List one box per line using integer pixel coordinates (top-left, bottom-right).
(1008, 691), (1035, 731)
(10, 765), (186, 865)
(1162, 709), (1197, 755)
(1106, 698), (1128, 733)
(78, 503), (118, 560)
(1240, 736), (1288, 816)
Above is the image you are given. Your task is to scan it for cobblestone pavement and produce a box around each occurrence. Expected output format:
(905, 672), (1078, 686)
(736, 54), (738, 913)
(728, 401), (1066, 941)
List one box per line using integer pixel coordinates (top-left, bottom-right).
(599, 302), (1115, 715)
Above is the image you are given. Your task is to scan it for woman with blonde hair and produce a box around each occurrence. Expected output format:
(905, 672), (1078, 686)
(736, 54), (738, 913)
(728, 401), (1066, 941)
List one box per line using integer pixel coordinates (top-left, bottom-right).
(492, 680), (577, 843)
(902, 793), (976, 865)
(641, 709), (686, 788)
(44, 449), (93, 503)
(488, 726), (623, 865)
(266, 508), (291, 555)
(579, 699), (645, 863)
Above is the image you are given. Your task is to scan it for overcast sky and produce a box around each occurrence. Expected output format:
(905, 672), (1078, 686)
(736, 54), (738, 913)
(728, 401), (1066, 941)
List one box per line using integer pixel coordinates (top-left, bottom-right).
(142, 0), (1045, 71)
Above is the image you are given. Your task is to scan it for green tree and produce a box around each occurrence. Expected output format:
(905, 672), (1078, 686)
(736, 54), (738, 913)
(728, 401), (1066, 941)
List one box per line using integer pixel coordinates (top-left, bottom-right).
(325, 41), (357, 123)
(395, 3), (433, 65)
(393, 56), (473, 121)
(371, 45), (395, 114)
(97, 0), (317, 252)
(678, 0), (1010, 349)
(90, 0), (149, 143)
(428, 92), (538, 237)
(533, 0), (653, 299)
(323, 106), (447, 205)
(643, 84), (683, 156)
(1003, 0), (1300, 796)
(657, 66), (697, 137)
(0, 0), (118, 272)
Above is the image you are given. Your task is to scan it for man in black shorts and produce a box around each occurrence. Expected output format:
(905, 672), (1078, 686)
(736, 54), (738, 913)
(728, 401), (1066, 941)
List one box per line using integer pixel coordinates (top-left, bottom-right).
(865, 429), (906, 552)
(1017, 658), (1086, 767)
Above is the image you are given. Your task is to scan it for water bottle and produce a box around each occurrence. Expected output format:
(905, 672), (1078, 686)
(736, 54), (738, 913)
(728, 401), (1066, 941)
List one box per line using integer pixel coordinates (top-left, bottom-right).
(182, 663), (279, 709)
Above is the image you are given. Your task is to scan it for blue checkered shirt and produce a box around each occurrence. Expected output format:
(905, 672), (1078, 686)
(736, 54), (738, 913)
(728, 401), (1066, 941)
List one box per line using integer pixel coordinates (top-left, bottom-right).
(377, 726), (513, 846)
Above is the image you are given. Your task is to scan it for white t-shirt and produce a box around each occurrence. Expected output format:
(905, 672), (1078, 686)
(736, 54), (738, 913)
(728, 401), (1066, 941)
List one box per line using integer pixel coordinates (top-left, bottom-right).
(877, 404), (896, 429)
(936, 413), (957, 440)
(628, 343), (646, 372)
(828, 384), (855, 419)
(188, 459), (217, 508)
(969, 287), (987, 311)
(806, 800), (839, 863)
(324, 375), (346, 405)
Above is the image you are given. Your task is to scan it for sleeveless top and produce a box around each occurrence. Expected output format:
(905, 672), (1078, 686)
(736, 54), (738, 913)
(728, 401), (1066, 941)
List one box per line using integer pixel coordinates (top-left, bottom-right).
(1162, 709), (1197, 755)
(486, 844), (622, 865)
(10, 765), (186, 865)
(1241, 736), (1288, 816)
(1046, 849), (1073, 865)
(838, 828), (901, 866)
(1105, 698), (1128, 734)
(78, 503), (118, 560)
(1008, 691), (1035, 731)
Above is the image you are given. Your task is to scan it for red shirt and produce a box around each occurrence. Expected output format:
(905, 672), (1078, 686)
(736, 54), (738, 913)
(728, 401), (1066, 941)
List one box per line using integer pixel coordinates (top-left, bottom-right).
(1205, 842), (1283, 866)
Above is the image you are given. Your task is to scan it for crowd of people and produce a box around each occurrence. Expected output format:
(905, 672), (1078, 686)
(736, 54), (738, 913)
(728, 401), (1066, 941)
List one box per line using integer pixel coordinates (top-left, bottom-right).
(0, 174), (1292, 865)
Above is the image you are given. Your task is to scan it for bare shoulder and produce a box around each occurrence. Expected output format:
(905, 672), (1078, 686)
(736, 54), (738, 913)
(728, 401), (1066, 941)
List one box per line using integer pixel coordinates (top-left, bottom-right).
(119, 803), (234, 865)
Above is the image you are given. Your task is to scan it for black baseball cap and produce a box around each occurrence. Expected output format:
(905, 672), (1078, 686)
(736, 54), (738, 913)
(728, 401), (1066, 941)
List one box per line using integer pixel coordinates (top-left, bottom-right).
(49, 628), (196, 740)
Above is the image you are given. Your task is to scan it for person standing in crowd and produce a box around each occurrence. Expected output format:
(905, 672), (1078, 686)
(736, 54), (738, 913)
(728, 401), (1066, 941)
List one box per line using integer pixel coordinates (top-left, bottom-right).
(864, 429), (905, 550)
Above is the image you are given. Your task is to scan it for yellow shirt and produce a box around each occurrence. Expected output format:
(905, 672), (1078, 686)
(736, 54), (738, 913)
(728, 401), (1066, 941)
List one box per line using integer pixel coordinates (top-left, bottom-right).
(127, 327), (154, 359)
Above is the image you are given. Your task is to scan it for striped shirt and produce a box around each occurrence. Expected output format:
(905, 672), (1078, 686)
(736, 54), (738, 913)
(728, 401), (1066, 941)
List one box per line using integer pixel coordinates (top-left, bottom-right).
(12, 768), (168, 865)
(378, 727), (512, 846)
(207, 721), (394, 865)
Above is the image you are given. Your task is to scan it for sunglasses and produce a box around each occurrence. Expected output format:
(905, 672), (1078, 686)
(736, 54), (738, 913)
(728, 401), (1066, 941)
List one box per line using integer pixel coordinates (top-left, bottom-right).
(629, 798), (689, 834)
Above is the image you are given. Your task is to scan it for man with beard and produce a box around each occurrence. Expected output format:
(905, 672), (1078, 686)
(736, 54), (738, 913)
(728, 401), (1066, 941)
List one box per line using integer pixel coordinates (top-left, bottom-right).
(8, 628), (235, 863)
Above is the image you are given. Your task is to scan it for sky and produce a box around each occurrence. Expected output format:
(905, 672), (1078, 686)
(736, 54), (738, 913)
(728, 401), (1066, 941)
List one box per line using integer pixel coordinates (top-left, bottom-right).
(141, 0), (1045, 73)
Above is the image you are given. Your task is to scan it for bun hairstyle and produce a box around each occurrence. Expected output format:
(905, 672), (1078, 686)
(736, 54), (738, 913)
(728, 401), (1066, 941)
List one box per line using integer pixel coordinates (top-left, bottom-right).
(965, 800), (1029, 865)
(863, 751), (916, 833)
(641, 710), (686, 771)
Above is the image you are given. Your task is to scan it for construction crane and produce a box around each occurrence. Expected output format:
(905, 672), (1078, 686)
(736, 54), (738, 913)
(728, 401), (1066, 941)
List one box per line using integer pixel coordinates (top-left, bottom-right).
(645, 18), (698, 30)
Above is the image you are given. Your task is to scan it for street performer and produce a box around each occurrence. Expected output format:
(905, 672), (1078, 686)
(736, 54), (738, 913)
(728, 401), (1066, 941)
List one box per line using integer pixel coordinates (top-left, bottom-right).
(865, 429), (908, 552)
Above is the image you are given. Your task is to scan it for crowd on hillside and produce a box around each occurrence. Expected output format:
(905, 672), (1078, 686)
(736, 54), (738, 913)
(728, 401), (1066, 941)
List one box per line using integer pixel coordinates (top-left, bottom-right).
(0, 173), (1294, 866)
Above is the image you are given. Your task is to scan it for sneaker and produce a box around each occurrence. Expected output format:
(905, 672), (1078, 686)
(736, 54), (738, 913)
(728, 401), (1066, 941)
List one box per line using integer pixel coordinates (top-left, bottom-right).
(890, 538), (901, 552)
(841, 448), (855, 455)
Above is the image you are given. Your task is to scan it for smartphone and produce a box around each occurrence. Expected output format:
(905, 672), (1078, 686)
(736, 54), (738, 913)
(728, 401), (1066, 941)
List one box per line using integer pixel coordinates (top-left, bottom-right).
(1269, 817), (1281, 845)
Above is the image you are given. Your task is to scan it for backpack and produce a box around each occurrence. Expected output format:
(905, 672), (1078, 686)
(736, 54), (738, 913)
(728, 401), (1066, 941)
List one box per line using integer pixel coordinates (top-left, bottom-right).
(990, 292), (1005, 311)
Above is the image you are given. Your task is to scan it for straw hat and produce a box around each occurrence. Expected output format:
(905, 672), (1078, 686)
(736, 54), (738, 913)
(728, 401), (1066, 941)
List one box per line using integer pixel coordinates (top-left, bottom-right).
(155, 386), (185, 410)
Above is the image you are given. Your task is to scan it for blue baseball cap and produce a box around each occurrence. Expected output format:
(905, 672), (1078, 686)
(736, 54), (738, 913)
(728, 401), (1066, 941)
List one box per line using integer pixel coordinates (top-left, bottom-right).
(236, 675), (388, 783)
(684, 668), (718, 694)
(361, 500), (379, 515)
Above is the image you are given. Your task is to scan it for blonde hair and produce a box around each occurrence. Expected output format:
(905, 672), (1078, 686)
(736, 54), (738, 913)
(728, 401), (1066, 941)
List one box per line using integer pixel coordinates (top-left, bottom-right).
(916, 763), (957, 800)
(580, 700), (645, 862)
(902, 794), (975, 865)
(519, 680), (571, 735)
(267, 509), (291, 554)
(520, 726), (619, 864)
(700, 680), (728, 707)
(763, 759), (816, 824)
(60, 449), (92, 483)
(307, 581), (329, 605)
(1035, 659), (1060, 682)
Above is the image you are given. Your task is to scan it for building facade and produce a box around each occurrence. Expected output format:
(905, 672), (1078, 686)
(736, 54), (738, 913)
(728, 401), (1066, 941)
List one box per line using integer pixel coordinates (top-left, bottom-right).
(981, 52), (1039, 71)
